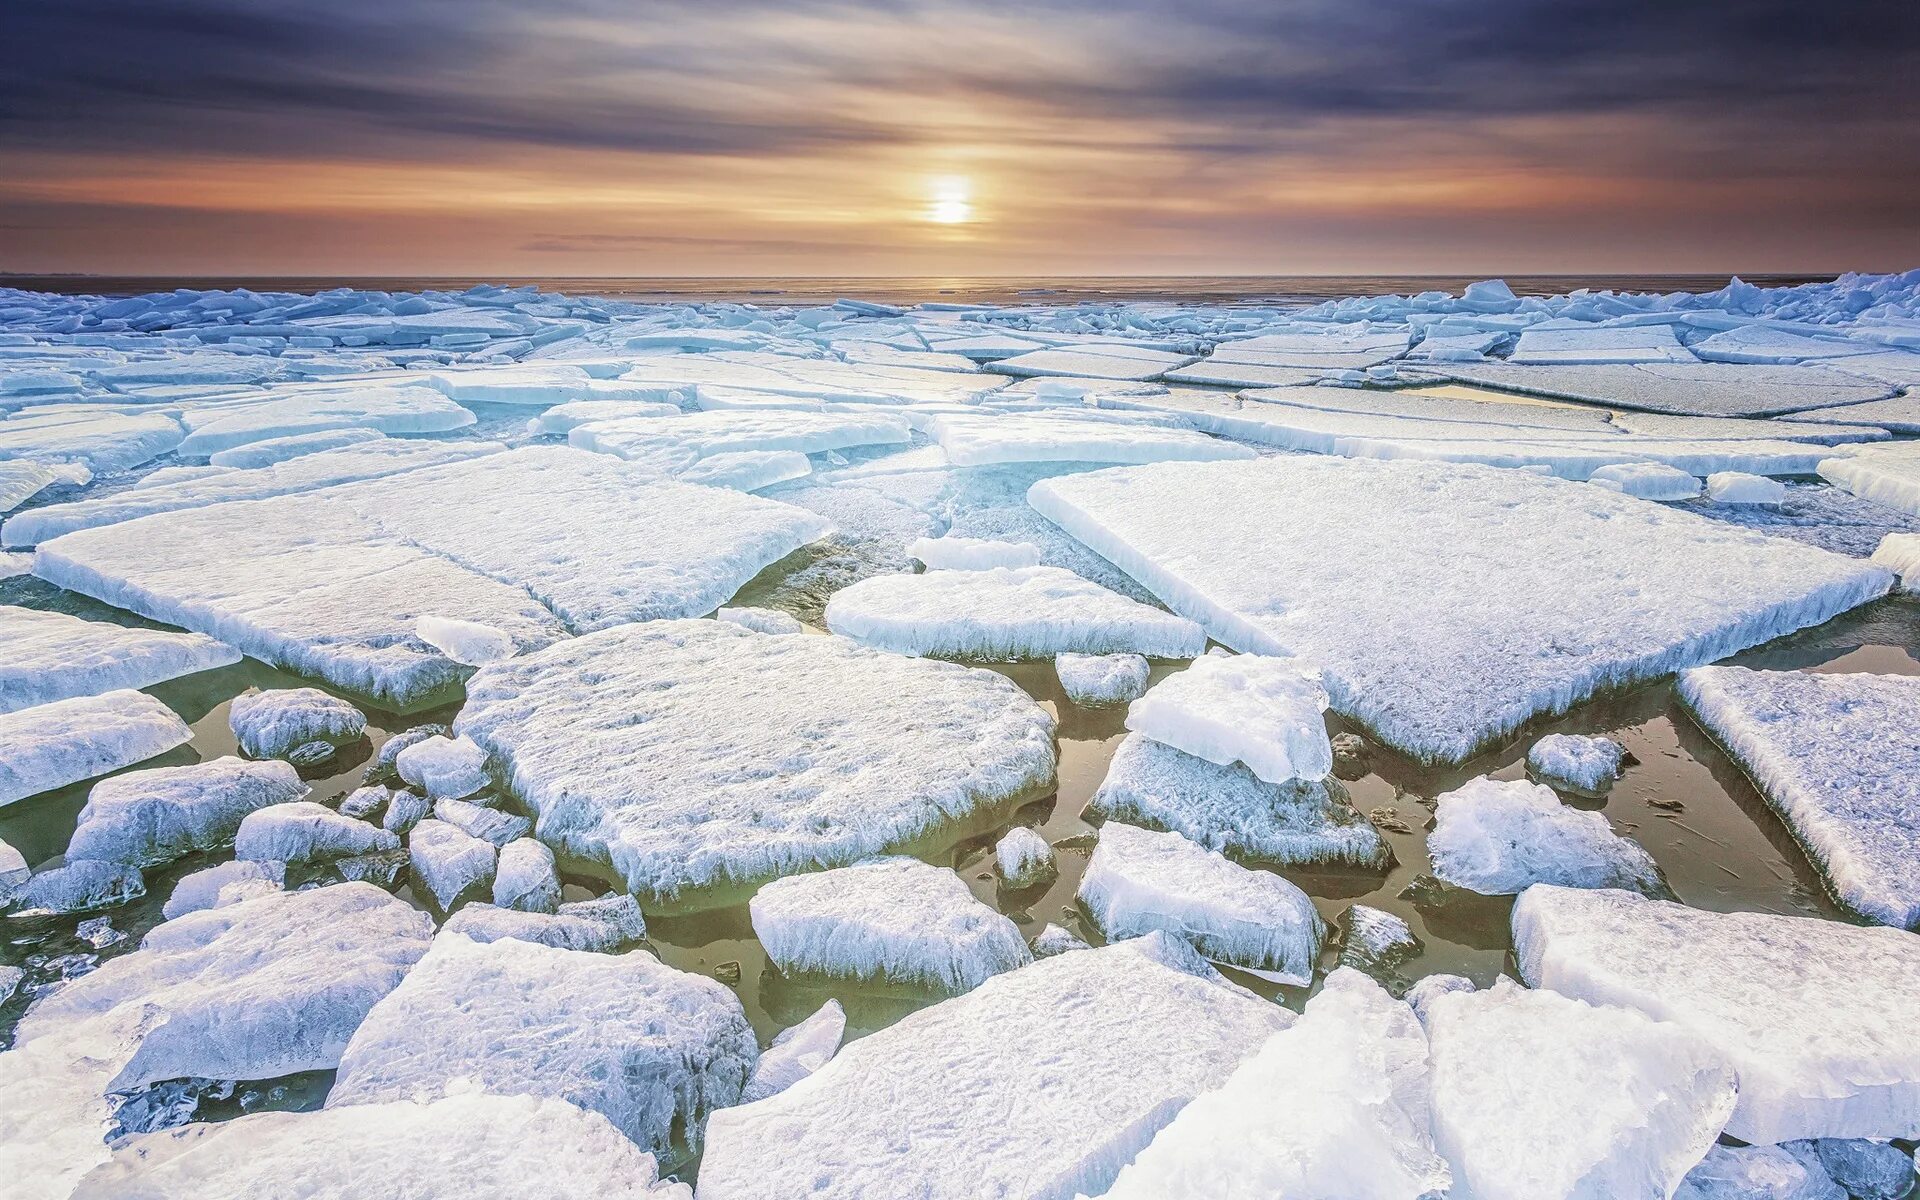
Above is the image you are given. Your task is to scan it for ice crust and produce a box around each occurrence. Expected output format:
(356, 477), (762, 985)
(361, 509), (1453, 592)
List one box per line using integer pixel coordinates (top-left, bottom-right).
(1428, 776), (1664, 896)
(0, 689), (193, 807)
(456, 619), (1055, 902)
(1029, 457), (1891, 762)
(0, 605), (239, 713)
(1124, 652), (1333, 784)
(67, 757), (307, 868)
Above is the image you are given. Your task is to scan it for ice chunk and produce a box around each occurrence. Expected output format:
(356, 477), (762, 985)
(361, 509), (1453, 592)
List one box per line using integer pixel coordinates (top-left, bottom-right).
(1512, 884), (1920, 1142)
(1405, 973), (1476, 1023)
(987, 345), (1199, 382)
(425, 363), (593, 406)
(381, 787), (430, 835)
(441, 896), (645, 953)
(1527, 733), (1628, 793)
(1425, 978), (1736, 1200)
(1678, 666), (1920, 929)
(456, 620), (1055, 903)
(676, 449), (811, 492)
(741, 1000), (846, 1104)
(0, 835), (28, 906)
(492, 837), (560, 913)
(177, 386), (473, 455)
(1821, 443), (1920, 518)
(750, 857), (1031, 992)
(572, 408), (911, 463)
(406, 818), (497, 910)
(825, 566), (1206, 660)
(0, 690), (192, 808)
(1339, 905), (1422, 976)
(528, 398), (684, 435)
(714, 605), (803, 635)
(394, 734), (490, 799)
(228, 687), (364, 759)
(1028, 457), (1891, 763)
(16, 859), (146, 913)
(1785, 1140), (1912, 1199)
(697, 934), (1293, 1200)
(434, 796), (530, 846)
(71, 1093), (690, 1200)
(1031, 923), (1090, 957)
(1589, 461), (1703, 500)
(1675, 1143), (1845, 1200)
(0, 460), (57, 514)
(908, 534), (1044, 570)
(1871, 533), (1920, 590)
(161, 860), (283, 920)
(234, 801), (400, 864)
(1078, 822), (1324, 984)
(413, 615), (517, 666)
(926, 410), (1253, 467)
(203, 427), (386, 469)
(1708, 471), (1789, 505)
(67, 757), (306, 868)
(1429, 777), (1664, 896)
(0, 606), (239, 714)
(1096, 968), (1450, 1200)
(1054, 651), (1150, 706)
(1511, 322), (1696, 364)
(1089, 732), (1389, 868)
(328, 932), (755, 1159)
(995, 826), (1056, 886)
(1125, 652), (1331, 784)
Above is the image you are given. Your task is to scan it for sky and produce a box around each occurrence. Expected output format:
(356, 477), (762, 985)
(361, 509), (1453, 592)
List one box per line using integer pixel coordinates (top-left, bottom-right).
(3, 0), (1918, 277)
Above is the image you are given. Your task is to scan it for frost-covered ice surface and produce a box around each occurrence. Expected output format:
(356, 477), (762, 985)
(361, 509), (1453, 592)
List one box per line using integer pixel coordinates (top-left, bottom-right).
(1031, 457), (1891, 762)
(202, 426), (387, 469)
(492, 837), (560, 912)
(740, 1000), (846, 1104)
(0, 606), (239, 713)
(926, 409), (1253, 467)
(328, 933), (754, 1159)
(1054, 651), (1150, 705)
(1430, 777), (1665, 896)
(161, 860), (283, 920)
(67, 757), (306, 868)
(1514, 884), (1920, 1143)
(1124, 651), (1333, 783)
(825, 565), (1206, 660)
(394, 733), (489, 799)
(752, 857), (1031, 992)
(0, 689), (192, 807)
(1088, 732), (1389, 867)
(1078, 822), (1325, 984)
(698, 934), (1292, 1200)
(1425, 977), (1736, 1200)
(1527, 733), (1627, 793)
(1096, 968), (1449, 1200)
(72, 1093), (691, 1200)
(406, 818), (497, 909)
(456, 620), (1054, 903)
(1678, 666), (1920, 929)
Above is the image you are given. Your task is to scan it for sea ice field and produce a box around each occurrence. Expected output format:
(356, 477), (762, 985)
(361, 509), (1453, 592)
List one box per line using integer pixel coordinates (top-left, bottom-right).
(1, 272), (1918, 1199)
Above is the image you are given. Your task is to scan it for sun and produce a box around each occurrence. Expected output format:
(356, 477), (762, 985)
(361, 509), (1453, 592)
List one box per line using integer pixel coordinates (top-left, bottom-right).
(924, 176), (973, 225)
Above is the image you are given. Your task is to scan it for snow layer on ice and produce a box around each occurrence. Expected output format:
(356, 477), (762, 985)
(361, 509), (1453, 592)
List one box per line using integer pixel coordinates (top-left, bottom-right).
(0, 689), (192, 808)
(72, 1093), (690, 1200)
(415, 614), (516, 666)
(229, 687), (364, 758)
(328, 932), (755, 1158)
(234, 801), (400, 864)
(0, 410), (184, 471)
(161, 859), (283, 920)
(1088, 732), (1390, 868)
(1589, 461), (1703, 500)
(697, 934), (1293, 1200)
(926, 410), (1252, 467)
(176, 385), (474, 455)
(1028, 457), (1891, 762)
(203, 427), (386, 469)
(1414, 361), (1894, 417)
(1819, 442), (1920, 518)
(1513, 884), (1920, 1143)
(1429, 777), (1663, 896)
(456, 620), (1055, 901)
(995, 826), (1056, 886)
(1527, 733), (1627, 793)
(1510, 322), (1696, 364)
(825, 565), (1206, 660)
(1425, 977), (1737, 1200)
(1078, 822), (1324, 984)
(1055, 650), (1150, 705)
(67, 757), (306, 868)
(908, 533), (1043, 570)
(750, 857), (1032, 992)
(0, 605), (239, 713)
(741, 1000), (846, 1104)
(1125, 652), (1333, 784)
(1095, 968), (1450, 1200)
(1678, 666), (1920, 929)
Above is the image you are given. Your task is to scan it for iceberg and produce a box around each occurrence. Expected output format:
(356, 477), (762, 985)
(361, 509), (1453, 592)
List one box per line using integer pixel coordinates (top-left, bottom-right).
(1028, 457), (1891, 762)
(66, 757), (306, 868)
(825, 566), (1207, 660)
(0, 605), (239, 713)
(1054, 651), (1150, 705)
(753, 857), (1031, 992)
(0, 689), (192, 808)
(455, 620), (1055, 903)
(228, 687), (365, 759)
(1527, 733), (1627, 793)
(1678, 666), (1920, 928)
(740, 999), (846, 1104)
(1077, 822), (1324, 984)
(697, 934), (1293, 1200)
(1428, 777), (1664, 896)
(1513, 884), (1920, 1143)
(1124, 652), (1332, 784)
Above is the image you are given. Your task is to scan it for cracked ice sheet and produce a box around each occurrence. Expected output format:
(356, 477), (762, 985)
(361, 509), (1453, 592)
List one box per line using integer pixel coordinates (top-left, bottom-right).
(1678, 666), (1920, 929)
(0, 689), (192, 808)
(1028, 457), (1891, 763)
(455, 619), (1055, 905)
(0, 606), (239, 713)
(987, 344), (1200, 382)
(174, 384), (475, 455)
(925, 410), (1253, 467)
(1407, 361), (1894, 417)
(33, 448), (829, 706)
(1508, 322), (1697, 364)
(1165, 328), (1415, 385)
(1782, 393), (1920, 435)
(570, 408), (911, 466)
(697, 935), (1292, 1200)
(611, 350), (1007, 404)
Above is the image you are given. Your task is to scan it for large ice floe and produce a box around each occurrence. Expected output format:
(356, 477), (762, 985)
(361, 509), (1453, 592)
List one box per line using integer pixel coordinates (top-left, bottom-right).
(173, 384), (475, 456)
(1428, 776), (1666, 896)
(1513, 884), (1920, 1143)
(1077, 822), (1325, 984)
(1029, 457), (1891, 762)
(0, 605), (238, 713)
(1424, 977), (1737, 1200)
(73, 1093), (692, 1200)
(328, 932), (755, 1160)
(749, 856), (1031, 992)
(824, 565), (1206, 660)
(1677, 666), (1920, 929)
(0, 688), (192, 807)
(697, 934), (1293, 1200)
(1094, 968), (1450, 1200)
(0, 883), (433, 1200)
(923, 409), (1253, 467)
(1819, 441), (1920, 518)
(1406, 362), (1894, 417)
(455, 619), (1055, 903)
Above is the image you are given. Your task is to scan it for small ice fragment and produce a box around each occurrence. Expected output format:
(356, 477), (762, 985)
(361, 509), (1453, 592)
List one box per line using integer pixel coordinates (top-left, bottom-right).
(1125, 653), (1332, 784)
(17, 860), (146, 913)
(1707, 471), (1788, 506)
(415, 615), (516, 667)
(741, 1000), (846, 1104)
(381, 789), (430, 835)
(228, 688), (365, 760)
(1674, 1143), (1844, 1200)
(339, 785), (390, 821)
(394, 735), (489, 800)
(234, 801), (400, 865)
(1784, 1140), (1911, 1200)
(492, 838), (561, 913)
(1588, 461), (1704, 500)
(1526, 733), (1627, 794)
(907, 535), (1043, 571)
(406, 818), (497, 910)
(994, 827), (1056, 887)
(1339, 904), (1421, 975)
(1428, 777), (1664, 896)
(1054, 651), (1150, 706)
(1031, 923), (1090, 957)
(433, 797), (529, 847)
